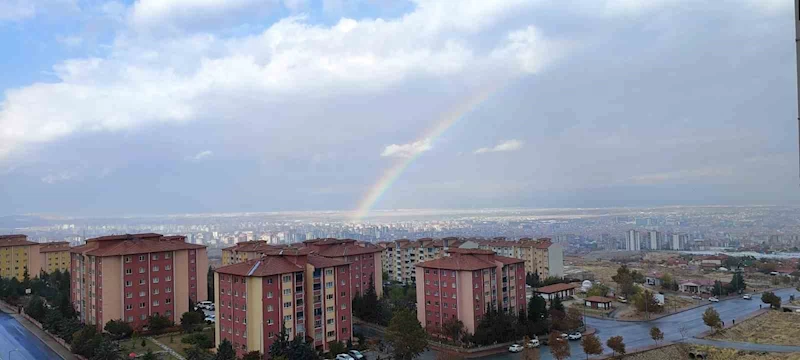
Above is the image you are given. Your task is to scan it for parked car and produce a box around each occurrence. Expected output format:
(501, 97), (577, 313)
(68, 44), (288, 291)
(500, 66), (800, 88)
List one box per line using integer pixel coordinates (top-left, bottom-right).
(742, 294), (752, 300)
(568, 332), (582, 341)
(691, 295), (702, 300)
(204, 314), (215, 323)
(348, 350), (365, 359)
(709, 297), (719, 302)
(508, 344), (524, 353)
(527, 338), (540, 348)
(335, 354), (354, 360)
(617, 296), (628, 303)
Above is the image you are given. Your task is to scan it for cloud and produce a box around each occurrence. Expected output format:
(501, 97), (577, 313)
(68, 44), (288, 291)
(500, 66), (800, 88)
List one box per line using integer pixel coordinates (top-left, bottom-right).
(41, 171), (77, 184)
(186, 150), (214, 162)
(474, 139), (523, 154)
(0, 0), (36, 22)
(381, 138), (433, 158)
(0, 0), (561, 160)
(56, 35), (83, 47)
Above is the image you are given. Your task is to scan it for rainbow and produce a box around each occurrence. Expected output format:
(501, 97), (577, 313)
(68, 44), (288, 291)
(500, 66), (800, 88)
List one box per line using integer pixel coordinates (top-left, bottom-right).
(351, 82), (505, 221)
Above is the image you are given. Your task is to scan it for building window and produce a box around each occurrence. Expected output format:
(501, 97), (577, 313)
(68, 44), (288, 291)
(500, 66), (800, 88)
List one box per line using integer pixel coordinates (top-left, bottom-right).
(326, 282), (333, 289)
(140, 279), (146, 285)
(267, 291), (273, 298)
(153, 288), (159, 295)
(327, 306), (334, 312)
(152, 266), (159, 272)
(282, 275), (291, 282)
(152, 254), (159, 261)
(139, 255), (145, 262)
(139, 291), (145, 297)
(166, 287), (172, 293)
(267, 305), (273, 312)
(125, 268), (132, 275)
(127, 316), (134, 322)
(153, 300), (159, 307)
(165, 265), (171, 271)
(126, 304), (132, 310)
(140, 302), (146, 308)
(283, 302), (291, 308)
(166, 276), (171, 282)
(125, 281), (132, 287)
(139, 267), (145, 274)
(126, 292), (133, 299)
(165, 253), (171, 259)
(153, 278), (159, 283)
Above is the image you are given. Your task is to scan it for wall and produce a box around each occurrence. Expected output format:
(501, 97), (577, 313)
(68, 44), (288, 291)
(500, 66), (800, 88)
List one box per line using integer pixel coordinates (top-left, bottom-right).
(101, 256), (122, 326)
(548, 244), (564, 278)
(174, 251), (189, 326)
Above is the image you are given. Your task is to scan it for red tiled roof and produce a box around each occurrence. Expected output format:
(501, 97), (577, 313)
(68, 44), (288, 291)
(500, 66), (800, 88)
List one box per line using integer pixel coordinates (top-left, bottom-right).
(304, 238), (357, 245)
(0, 235), (37, 248)
(314, 243), (383, 257)
(535, 283), (578, 294)
(680, 279), (715, 286)
(72, 233), (204, 256)
(223, 241), (279, 252)
(307, 255), (349, 268)
(447, 248), (495, 255)
(216, 256), (303, 277)
(585, 296), (613, 303)
(416, 255), (496, 271)
(494, 255), (525, 265)
(40, 242), (70, 253)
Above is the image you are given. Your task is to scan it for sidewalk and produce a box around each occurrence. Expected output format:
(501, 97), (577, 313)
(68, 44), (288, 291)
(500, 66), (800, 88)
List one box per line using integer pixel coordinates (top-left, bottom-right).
(0, 302), (77, 360)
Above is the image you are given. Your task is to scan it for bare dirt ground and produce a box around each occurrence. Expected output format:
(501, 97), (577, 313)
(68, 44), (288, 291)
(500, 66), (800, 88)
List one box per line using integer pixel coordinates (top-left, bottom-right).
(709, 311), (800, 347)
(621, 344), (800, 360)
(615, 293), (696, 320)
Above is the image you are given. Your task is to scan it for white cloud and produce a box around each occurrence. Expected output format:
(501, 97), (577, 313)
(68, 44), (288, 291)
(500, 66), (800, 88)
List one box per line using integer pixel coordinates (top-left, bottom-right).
(283, 0), (308, 12)
(57, 35), (83, 47)
(187, 150), (214, 162)
(41, 171), (77, 184)
(0, 0), (77, 22)
(129, 0), (267, 30)
(381, 138), (433, 158)
(474, 139), (523, 154)
(0, 0), (562, 159)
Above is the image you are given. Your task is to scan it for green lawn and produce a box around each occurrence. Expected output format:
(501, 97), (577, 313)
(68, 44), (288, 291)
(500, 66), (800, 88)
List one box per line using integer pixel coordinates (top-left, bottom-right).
(154, 328), (215, 357)
(118, 337), (163, 356)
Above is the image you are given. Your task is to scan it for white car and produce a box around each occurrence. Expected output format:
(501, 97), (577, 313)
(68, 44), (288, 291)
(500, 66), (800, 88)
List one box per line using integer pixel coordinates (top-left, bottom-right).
(709, 297), (719, 302)
(348, 350), (365, 359)
(509, 344), (524, 353)
(335, 355), (354, 360)
(692, 295), (702, 300)
(617, 296), (628, 303)
(568, 332), (582, 341)
(742, 294), (752, 300)
(527, 339), (540, 348)
(204, 314), (215, 323)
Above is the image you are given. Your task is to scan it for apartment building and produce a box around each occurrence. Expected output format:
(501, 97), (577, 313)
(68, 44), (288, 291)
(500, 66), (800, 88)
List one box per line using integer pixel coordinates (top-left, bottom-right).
(222, 241), (281, 265)
(517, 238), (564, 279)
(40, 241), (71, 274)
(70, 233), (208, 331)
(214, 249), (352, 357)
(303, 238), (382, 298)
(415, 249), (526, 335)
(380, 238), (462, 284)
(0, 235), (42, 280)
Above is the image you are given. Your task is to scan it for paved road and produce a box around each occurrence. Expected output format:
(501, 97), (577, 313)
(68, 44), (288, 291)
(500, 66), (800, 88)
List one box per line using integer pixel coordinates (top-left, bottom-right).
(412, 288), (800, 360)
(0, 311), (61, 360)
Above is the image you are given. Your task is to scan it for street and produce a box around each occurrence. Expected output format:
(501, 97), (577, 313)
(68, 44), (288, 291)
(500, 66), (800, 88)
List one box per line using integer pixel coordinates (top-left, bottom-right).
(0, 311), (60, 360)
(410, 288), (800, 360)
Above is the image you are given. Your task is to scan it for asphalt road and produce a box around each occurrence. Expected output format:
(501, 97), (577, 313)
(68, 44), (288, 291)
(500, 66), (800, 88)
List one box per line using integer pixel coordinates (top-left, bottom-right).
(412, 288), (800, 360)
(0, 311), (60, 360)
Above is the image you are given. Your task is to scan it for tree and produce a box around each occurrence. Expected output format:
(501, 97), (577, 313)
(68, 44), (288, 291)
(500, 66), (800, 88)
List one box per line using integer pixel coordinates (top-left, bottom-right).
(241, 351), (262, 360)
(441, 317), (465, 343)
(633, 290), (663, 314)
(521, 336), (540, 360)
(357, 274), (379, 323)
(25, 295), (47, 322)
(147, 313), (173, 334)
(186, 345), (213, 360)
(328, 341), (347, 355)
(586, 284), (610, 298)
(550, 296), (565, 313)
(548, 332), (570, 360)
(181, 311), (205, 333)
(182, 332), (214, 349)
(730, 270), (746, 293)
(606, 336), (626, 357)
(526, 272), (541, 287)
(581, 333), (603, 360)
(141, 350), (157, 360)
(762, 291), (782, 309)
(650, 326), (664, 345)
(215, 339), (237, 360)
(528, 295), (548, 323)
(91, 338), (121, 360)
(71, 326), (102, 358)
(385, 308), (428, 360)
(702, 307), (722, 331)
(612, 265), (637, 299)
(565, 307), (584, 330)
(104, 319), (133, 340)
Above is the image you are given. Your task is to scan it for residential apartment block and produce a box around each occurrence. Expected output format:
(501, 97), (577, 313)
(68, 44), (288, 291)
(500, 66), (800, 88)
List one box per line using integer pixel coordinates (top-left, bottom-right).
(0, 235), (42, 280)
(40, 241), (71, 274)
(380, 237), (563, 284)
(415, 249), (526, 335)
(214, 249), (352, 357)
(220, 238), (383, 299)
(70, 233), (208, 331)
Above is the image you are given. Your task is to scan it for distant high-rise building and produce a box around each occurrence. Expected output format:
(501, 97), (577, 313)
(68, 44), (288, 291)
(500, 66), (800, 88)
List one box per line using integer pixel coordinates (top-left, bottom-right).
(671, 234), (688, 250)
(625, 230), (641, 251)
(647, 230), (661, 250)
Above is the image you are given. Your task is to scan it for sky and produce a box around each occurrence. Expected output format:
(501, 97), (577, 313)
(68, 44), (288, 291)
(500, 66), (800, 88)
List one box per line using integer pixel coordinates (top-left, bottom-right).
(0, 0), (797, 217)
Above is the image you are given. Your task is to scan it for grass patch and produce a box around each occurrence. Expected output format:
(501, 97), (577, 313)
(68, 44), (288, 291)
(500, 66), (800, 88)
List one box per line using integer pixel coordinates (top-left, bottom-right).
(154, 328), (215, 357)
(709, 311), (800, 347)
(621, 344), (800, 360)
(118, 337), (162, 356)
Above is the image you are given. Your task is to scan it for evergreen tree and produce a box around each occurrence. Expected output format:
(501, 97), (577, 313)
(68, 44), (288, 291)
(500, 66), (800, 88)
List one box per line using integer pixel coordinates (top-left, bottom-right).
(214, 339), (237, 360)
(550, 296), (565, 313)
(528, 295), (548, 322)
(385, 308), (428, 360)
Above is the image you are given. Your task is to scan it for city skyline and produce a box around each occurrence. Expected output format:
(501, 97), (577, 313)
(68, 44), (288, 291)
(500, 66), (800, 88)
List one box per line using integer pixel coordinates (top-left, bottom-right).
(0, 0), (797, 216)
